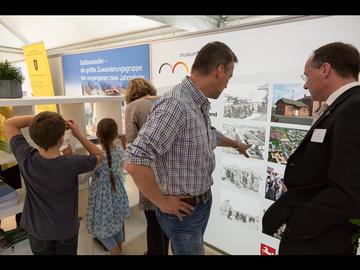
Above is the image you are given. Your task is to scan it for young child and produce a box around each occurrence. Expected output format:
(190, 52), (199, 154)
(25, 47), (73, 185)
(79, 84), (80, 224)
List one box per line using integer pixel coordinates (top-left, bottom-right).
(86, 118), (130, 255)
(4, 111), (103, 255)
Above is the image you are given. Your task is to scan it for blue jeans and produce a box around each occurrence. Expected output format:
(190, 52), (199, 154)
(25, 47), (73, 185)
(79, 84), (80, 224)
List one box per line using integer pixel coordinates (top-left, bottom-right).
(155, 196), (212, 255)
(98, 229), (123, 251)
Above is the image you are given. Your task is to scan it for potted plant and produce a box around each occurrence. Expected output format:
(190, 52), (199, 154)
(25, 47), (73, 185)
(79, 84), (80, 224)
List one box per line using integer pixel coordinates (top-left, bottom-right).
(350, 218), (360, 252)
(0, 60), (24, 98)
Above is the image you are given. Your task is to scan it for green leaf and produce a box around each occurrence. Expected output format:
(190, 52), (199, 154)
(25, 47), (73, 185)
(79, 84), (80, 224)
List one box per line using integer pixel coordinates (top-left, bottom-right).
(349, 218), (360, 226)
(0, 60), (24, 84)
(352, 232), (360, 243)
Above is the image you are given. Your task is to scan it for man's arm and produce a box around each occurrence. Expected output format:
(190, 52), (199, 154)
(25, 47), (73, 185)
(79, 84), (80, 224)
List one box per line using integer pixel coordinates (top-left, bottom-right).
(218, 135), (252, 158)
(124, 163), (193, 221)
(66, 119), (103, 166)
(4, 115), (33, 142)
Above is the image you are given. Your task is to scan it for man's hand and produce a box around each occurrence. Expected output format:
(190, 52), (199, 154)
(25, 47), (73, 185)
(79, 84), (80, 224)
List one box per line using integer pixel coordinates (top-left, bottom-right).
(160, 196), (194, 221)
(236, 143), (252, 158)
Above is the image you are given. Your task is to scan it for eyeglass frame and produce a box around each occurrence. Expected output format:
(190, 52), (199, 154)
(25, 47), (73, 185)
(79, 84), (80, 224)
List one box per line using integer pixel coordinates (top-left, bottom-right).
(301, 74), (308, 81)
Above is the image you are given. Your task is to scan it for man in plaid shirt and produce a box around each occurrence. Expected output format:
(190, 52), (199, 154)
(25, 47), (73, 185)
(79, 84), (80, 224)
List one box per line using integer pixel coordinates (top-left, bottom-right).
(125, 42), (251, 255)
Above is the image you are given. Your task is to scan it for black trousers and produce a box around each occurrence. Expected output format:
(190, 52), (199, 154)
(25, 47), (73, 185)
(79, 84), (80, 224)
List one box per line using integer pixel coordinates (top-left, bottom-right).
(29, 233), (79, 255)
(279, 226), (357, 255)
(0, 165), (22, 227)
(144, 210), (169, 255)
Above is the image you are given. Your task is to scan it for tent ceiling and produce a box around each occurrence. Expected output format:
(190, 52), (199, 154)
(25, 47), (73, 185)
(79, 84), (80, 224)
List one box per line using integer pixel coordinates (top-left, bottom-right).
(0, 15), (295, 62)
(0, 15), (165, 48)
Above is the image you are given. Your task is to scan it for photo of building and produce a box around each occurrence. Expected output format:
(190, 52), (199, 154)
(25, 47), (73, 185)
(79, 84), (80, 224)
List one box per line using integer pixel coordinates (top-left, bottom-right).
(271, 84), (315, 126)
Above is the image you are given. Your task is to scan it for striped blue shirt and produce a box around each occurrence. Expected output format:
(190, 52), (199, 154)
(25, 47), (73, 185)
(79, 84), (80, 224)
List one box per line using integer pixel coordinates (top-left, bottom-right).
(125, 77), (224, 196)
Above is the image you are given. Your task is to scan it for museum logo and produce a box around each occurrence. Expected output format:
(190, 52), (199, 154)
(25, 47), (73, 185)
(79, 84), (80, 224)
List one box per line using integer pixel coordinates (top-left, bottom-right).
(158, 62), (189, 74)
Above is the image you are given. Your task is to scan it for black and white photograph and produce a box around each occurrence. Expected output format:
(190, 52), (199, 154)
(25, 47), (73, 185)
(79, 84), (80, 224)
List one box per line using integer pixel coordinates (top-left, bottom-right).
(223, 83), (269, 121)
(265, 164), (286, 201)
(219, 189), (261, 231)
(221, 158), (264, 197)
(221, 122), (266, 160)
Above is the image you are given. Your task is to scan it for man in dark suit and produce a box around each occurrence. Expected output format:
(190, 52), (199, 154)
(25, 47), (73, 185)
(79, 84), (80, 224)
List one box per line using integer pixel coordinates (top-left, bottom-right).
(262, 42), (360, 255)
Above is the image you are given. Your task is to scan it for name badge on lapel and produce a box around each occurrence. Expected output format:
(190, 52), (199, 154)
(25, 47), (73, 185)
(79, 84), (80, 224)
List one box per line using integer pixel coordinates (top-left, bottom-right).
(311, 129), (327, 143)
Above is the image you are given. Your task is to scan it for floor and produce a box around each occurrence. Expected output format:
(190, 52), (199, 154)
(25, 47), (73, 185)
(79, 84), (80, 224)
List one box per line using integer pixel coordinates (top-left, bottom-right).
(0, 212), (222, 255)
(0, 175), (222, 255)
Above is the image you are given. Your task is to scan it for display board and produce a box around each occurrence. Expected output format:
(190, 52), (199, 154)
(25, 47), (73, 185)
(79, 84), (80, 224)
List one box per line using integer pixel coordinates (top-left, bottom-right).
(62, 44), (150, 135)
(151, 16), (360, 255)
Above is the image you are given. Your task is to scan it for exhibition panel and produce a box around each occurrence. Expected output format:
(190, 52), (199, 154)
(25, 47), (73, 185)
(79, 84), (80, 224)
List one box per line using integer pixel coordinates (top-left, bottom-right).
(151, 16), (360, 254)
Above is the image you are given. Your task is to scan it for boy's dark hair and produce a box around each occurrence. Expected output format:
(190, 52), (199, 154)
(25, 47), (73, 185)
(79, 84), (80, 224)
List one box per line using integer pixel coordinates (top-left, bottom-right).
(96, 118), (118, 193)
(191, 41), (238, 75)
(29, 111), (66, 151)
(312, 42), (360, 80)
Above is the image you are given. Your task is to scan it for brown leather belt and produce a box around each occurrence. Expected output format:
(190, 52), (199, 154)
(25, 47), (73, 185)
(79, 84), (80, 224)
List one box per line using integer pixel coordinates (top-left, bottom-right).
(181, 189), (212, 207)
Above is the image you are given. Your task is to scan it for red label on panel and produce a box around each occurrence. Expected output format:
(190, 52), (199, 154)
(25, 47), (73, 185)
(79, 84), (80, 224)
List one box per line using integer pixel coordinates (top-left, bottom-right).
(260, 243), (276, 255)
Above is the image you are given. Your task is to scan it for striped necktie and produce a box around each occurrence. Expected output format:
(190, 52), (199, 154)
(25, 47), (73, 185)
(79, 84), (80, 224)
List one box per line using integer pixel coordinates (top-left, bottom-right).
(312, 103), (329, 125)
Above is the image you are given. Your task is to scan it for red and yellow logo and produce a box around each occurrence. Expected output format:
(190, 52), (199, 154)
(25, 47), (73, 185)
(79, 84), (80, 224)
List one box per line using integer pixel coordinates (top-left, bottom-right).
(158, 61), (189, 74)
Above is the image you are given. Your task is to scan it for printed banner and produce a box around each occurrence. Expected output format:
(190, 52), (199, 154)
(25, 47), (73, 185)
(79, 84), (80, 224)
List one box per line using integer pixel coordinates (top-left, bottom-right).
(62, 44), (150, 135)
(23, 42), (57, 113)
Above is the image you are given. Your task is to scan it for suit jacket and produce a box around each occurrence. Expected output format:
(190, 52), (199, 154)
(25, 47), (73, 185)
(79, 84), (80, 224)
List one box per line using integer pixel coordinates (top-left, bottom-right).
(263, 85), (360, 253)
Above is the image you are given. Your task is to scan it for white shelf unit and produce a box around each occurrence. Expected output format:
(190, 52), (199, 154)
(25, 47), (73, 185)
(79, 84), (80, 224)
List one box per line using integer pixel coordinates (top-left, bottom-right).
(0, 96), (131, 213)
(0, 95), (124, 165)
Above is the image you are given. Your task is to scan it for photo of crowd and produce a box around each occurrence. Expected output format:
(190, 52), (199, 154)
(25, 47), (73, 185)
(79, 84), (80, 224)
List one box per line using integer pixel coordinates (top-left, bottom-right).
(223, 83), (269, 121)
(221, 164), (264, 197)
(265, 165), (286, 201)
(219, 199), (260, 231)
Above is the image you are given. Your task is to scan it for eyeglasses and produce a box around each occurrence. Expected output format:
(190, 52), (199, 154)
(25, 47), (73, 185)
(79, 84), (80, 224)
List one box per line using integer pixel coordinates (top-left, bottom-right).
(301, 74), (308, 81)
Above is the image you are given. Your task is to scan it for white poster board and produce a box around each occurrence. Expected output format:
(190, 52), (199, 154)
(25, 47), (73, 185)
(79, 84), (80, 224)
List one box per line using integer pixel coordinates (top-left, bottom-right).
(151, 16), (360, 255)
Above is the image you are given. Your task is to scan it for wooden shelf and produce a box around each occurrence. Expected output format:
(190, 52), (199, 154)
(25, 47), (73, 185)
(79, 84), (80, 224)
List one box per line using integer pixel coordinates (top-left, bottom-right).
(0, 95), (124, 107)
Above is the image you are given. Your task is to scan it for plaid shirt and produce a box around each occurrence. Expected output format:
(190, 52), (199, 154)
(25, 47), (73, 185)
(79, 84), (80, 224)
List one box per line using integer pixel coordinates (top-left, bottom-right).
(125, 77), (224, 196)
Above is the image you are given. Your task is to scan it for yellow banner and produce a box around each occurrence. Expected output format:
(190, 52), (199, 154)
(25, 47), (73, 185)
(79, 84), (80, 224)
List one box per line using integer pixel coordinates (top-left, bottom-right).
(22, 42), (57, 113)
